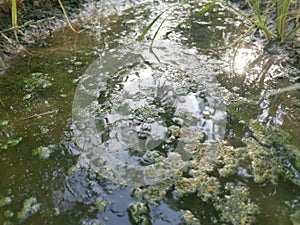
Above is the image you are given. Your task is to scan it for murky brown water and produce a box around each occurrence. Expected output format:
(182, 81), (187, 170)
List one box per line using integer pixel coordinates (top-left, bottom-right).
(0, 1), (299, 224)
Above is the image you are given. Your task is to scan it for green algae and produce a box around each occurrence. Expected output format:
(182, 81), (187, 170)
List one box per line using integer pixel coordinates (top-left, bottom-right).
(0, 120), (9, 126)
(22, 72), (53, 92)
(132, 181), (171, 205)
(0, 137), (23, 152)
(129, 118), (300, 224)
(249, 119), (292, 146)
(247, 119), (300, 185)
(290, 208), (300, 225)
(181, 210), (201, 225)
(215, 183), (260, 225)
(4, 209), (14, 218)
(17, 197), (40, 222)
(287, 145), (300, 171)
(0, 196), (12, 207)
(244, 138), (283, 184)
(32, 144), (55, 160)
(215, 145), (246, 177)
(128, 202), (152, 225)
(95, 198), (109, 213)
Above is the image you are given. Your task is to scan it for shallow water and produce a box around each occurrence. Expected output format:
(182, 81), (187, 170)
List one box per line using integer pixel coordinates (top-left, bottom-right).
(0, 0), (300, 224)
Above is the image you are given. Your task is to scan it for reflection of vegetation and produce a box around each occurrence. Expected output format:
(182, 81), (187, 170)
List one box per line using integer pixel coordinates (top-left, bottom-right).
(136, 0), (219, 47)
(138, 0), (299, 47)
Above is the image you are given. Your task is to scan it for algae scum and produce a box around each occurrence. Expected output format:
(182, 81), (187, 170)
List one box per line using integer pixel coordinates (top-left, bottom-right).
(1, 0), (300, 224)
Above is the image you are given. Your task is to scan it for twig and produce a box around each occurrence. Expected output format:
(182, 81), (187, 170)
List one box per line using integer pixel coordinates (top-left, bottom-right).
(22, 109), (59, 120)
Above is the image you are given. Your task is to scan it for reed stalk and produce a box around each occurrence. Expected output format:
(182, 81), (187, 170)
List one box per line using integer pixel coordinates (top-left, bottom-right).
(11, 0), (18, 39)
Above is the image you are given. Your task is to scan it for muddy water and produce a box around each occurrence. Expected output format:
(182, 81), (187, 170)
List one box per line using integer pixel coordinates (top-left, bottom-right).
(0, 0), (300, 224)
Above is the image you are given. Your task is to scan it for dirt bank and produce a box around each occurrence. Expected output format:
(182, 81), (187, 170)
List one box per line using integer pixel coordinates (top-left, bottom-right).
(0, 0), (88, 71)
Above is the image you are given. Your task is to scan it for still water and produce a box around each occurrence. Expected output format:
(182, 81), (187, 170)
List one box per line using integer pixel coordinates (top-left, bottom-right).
(0, 0), (299, 224)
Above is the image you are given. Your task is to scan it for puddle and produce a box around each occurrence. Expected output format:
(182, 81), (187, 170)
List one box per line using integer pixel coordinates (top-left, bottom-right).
(0, 0), (300, 224)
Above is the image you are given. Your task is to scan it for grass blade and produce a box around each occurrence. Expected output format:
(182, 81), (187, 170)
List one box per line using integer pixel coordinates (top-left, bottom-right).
(150, 16), (168, 48)
(276, 0), (292, 41)
(11, 0), (17, 27)
(176, 0), (219, 29)
(0, 98), (5, 108)
(136, 10), (167, 41)
(11, 0), (18, 39)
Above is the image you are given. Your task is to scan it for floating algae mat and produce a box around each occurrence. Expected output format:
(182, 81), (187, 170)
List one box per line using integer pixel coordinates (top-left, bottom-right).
(1, 0), (300, 224)
(72, 41), (227, 186)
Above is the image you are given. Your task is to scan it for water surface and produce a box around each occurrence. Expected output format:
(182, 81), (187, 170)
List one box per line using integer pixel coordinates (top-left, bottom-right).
(0, 1), (299, 224)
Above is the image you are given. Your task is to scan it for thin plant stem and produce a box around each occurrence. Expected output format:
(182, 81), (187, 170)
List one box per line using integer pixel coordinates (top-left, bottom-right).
(0, 56), (6, 69)
(57, 0), (78, 33)
(22, 109), (59, 120)
(11, 0), (18, 40)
